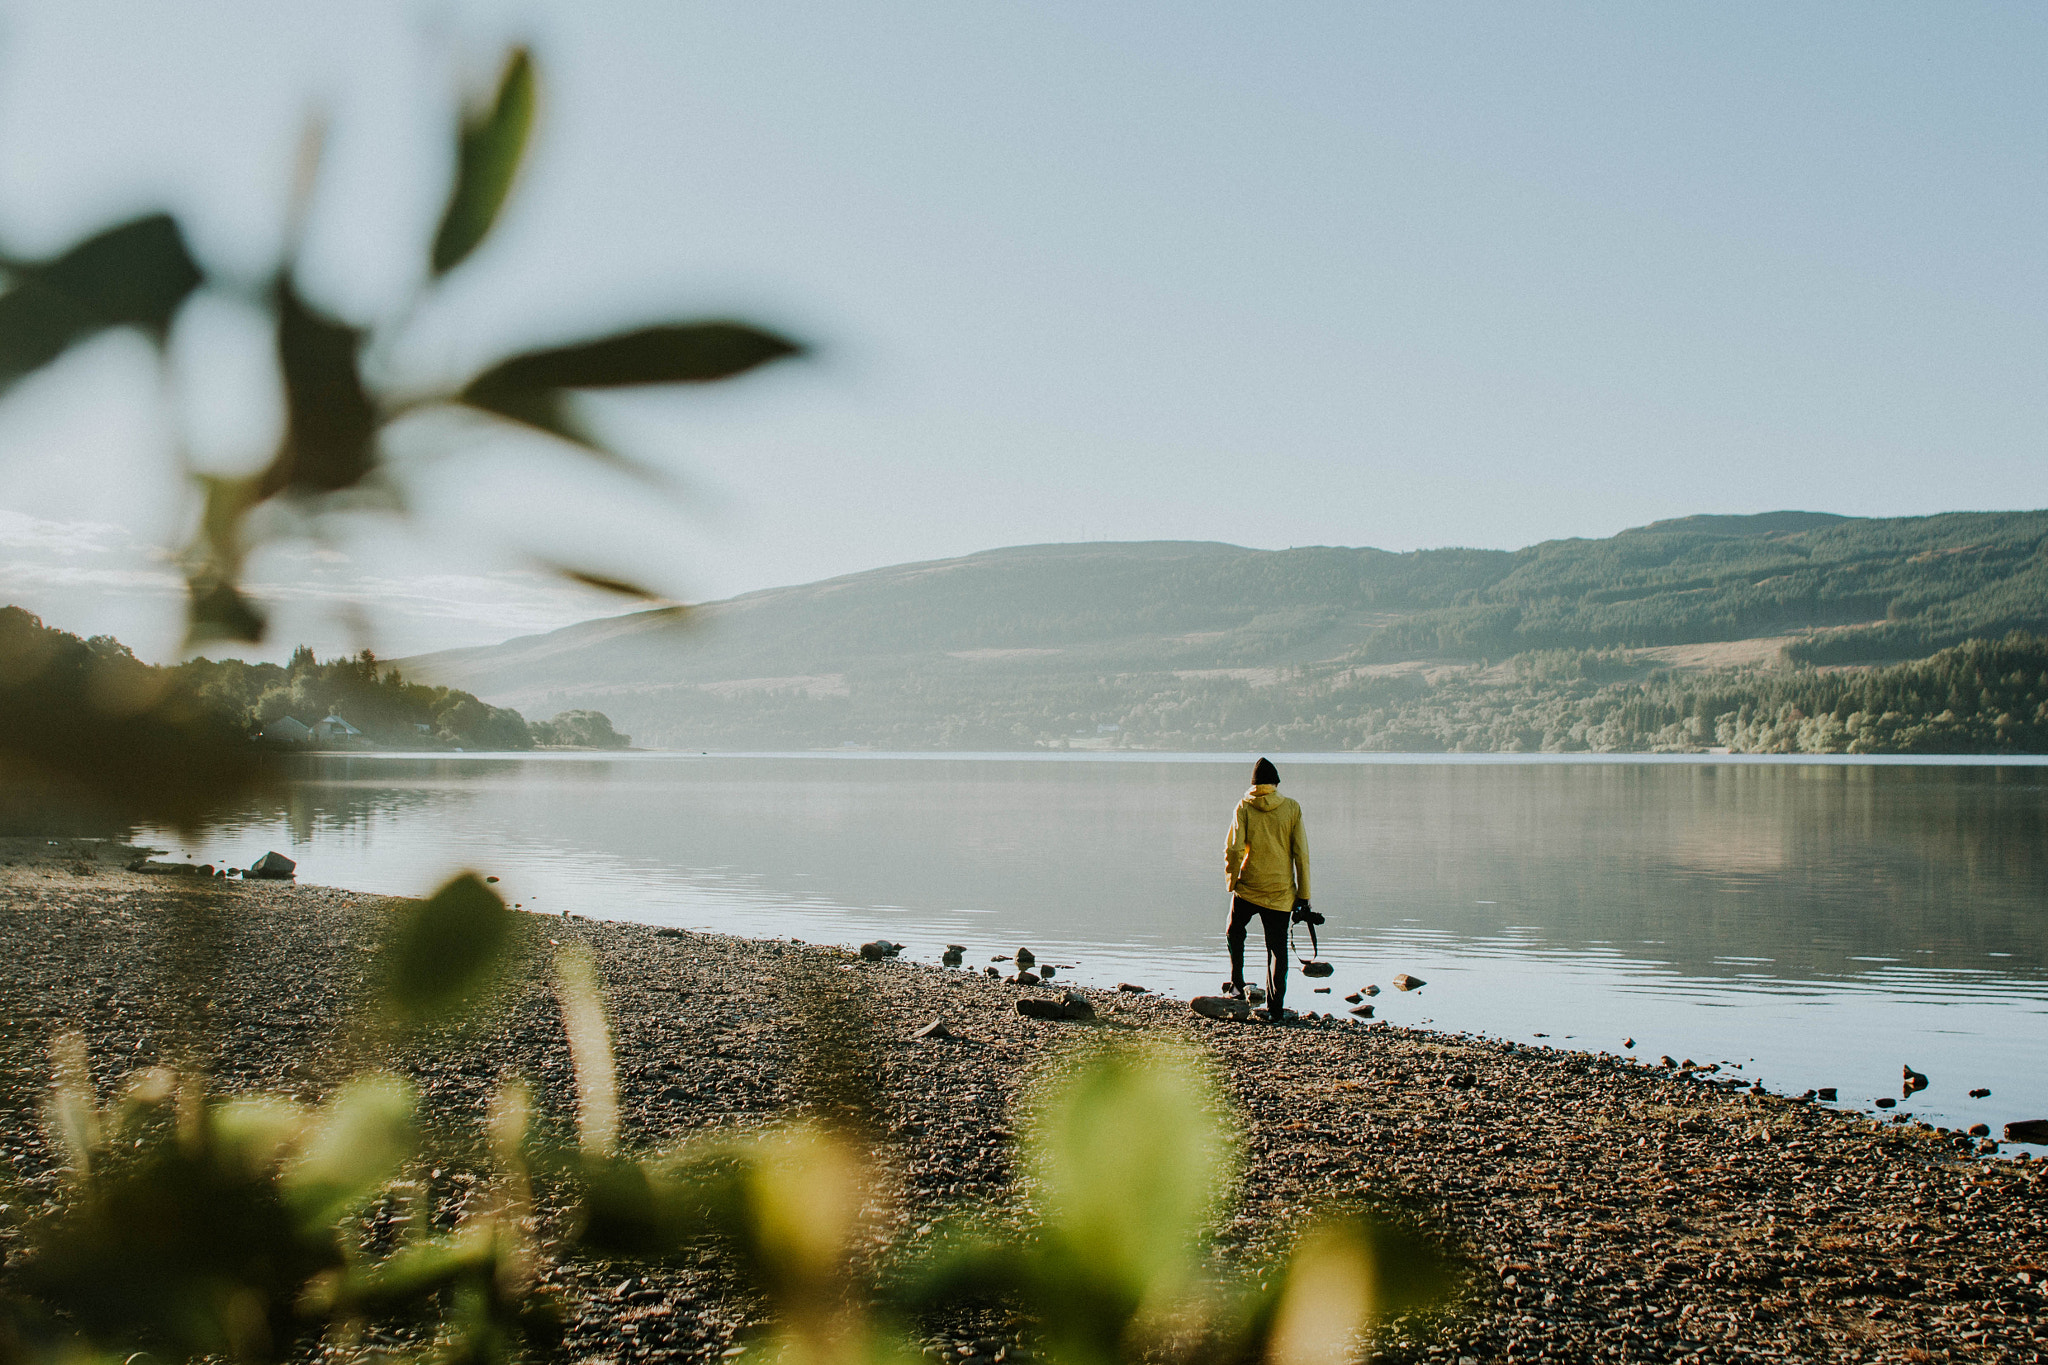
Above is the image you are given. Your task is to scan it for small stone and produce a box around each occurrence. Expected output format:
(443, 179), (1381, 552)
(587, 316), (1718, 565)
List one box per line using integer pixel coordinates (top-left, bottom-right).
(1191, 995), (1252, 1022)
(1015, 947), (1036, 968)
(1622, 1037), (1634, 1048)
(1038, 964), (1057, 979)
(249, 850), (297, 880)
(1968, 1123), (1990, 1137)
(859, 941), (889, 961)
(911, 1019), (953, 1041)
(1012, 970), (1041, 986)
(1349, 1004), (1374, 1018)
(2004, 1119), (2048, 1145)
(1969, 1087), (1991, 1098)
(1312, 986), (1330, 993)
(1245, 986), (1266, 1005)
(1362, 984), (1379, 996)
(485, 875), (500, 883)
(1817, 1087), (1837, 1101)
(655, 927), (684, 939)
(1016, 998), (1066, 1020)
(1875, 1097), (1896, 1109)
(1902, 1064), (1929, 1092)
(942, 945), (964, 966)
(1392, 973), (1424, 991)
(1115, 982), (1148, 993)
(985, 966), (1000, 979)
(1344, 992), (1362, 1004)
(1060, 990), (1096, 1021)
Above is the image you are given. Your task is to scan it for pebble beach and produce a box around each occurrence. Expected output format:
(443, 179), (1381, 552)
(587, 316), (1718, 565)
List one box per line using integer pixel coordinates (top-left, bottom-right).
(2, 838), (2044, 1364)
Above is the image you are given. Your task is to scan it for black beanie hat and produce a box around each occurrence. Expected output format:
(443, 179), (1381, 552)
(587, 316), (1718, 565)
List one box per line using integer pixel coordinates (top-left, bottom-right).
(1252, 757), (1279, 786)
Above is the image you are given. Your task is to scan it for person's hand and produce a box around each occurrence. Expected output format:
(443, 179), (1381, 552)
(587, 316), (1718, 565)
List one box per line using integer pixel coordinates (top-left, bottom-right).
(1291, 897), (1312, 919)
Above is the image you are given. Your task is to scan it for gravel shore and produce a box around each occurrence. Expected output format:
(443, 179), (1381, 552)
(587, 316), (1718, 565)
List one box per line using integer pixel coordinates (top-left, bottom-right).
(2, 839), (2044, 1364)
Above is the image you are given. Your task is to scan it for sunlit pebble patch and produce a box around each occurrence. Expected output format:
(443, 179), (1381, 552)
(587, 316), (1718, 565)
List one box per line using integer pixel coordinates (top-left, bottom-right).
(2, 853), (2046, 1365)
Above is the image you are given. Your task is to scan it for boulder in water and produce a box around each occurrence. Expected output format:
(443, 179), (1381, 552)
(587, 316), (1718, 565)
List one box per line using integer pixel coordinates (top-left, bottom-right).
(2004, 1119), (2048, 1145)
(1392, 973), (1425, 991)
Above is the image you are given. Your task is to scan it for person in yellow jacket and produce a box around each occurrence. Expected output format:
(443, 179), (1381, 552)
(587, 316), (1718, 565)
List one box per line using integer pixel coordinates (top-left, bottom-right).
(1223, 756), (1311, 1022)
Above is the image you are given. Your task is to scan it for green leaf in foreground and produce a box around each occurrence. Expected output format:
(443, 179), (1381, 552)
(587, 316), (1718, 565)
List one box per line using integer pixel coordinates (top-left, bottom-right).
(1027, 1041), (1236, 1306)
(281, 1075), (415, 1231)
(0, 212), (203, 394)
(459, 321), (802, 451)
(432, 47), (537, 275)
(383, 873), (515, 1022)
(261, 275), (379, 497)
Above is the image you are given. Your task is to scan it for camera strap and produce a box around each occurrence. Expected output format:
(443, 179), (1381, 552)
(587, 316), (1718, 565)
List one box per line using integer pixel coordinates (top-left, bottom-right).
(1289, 916), (1320, 963)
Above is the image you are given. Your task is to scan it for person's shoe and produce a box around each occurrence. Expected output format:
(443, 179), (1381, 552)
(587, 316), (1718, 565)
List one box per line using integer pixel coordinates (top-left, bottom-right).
(1221, 980), (1243, 998)
(1257, 1006), (1285, 1023)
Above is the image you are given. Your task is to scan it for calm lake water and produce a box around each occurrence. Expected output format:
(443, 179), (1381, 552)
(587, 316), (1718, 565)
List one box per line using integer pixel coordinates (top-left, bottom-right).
(151, 752), (2048, 1137)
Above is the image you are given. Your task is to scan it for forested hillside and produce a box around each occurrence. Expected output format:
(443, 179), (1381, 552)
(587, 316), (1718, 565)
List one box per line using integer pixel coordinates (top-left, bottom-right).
(402, 509), (2048, 752)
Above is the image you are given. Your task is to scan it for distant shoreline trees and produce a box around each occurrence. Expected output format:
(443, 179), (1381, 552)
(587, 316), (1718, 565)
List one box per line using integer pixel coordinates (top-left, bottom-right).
(0, 607), (628, 761)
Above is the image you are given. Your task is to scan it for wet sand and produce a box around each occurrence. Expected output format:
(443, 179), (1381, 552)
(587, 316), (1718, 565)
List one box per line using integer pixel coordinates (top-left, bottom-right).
(1, 839), (2044, 1363)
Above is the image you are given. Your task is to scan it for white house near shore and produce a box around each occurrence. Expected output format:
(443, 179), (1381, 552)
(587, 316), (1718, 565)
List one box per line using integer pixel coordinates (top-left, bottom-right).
(314, 714), (364, 741)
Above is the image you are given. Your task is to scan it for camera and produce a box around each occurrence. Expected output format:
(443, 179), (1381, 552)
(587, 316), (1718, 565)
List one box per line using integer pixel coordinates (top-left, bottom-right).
(1290, 899), (1322, 926)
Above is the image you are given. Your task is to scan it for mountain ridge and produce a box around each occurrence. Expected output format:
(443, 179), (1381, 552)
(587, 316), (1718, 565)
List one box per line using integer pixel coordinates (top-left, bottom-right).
(399, 508), (2048, 750)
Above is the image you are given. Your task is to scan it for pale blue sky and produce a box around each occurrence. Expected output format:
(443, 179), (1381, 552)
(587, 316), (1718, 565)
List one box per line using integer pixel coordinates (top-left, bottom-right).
(0, 2), (2043, 658)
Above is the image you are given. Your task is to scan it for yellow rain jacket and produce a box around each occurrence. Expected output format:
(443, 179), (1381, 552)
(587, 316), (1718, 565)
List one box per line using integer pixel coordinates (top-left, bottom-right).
(1224, 784), (1310, 913)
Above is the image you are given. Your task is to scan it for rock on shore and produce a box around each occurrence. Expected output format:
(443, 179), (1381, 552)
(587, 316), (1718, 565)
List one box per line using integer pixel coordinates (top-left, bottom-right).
(1, 842), (2044, 1363)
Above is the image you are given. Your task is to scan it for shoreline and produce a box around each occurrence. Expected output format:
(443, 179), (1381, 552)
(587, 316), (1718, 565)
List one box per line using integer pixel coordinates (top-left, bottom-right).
(253, 748), (2048, 765)
(2, 843), (2045, 1363)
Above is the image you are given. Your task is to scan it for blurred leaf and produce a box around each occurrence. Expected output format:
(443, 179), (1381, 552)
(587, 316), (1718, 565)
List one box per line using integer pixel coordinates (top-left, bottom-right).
(553, 945), (618, 1154)
(1353, 1215), (1458, 1321)
(343, 1225), (498, 1307)
(745, 1125), (864, 1303)
(183, 475), (262, 650)
(548, 566), (668, 600)
(459, 321), (800, 452)
(281, 1075), (414, 1231)
(258, 275), (379, 497)
(0, 213), (203, 395)
(186, 580), (268, 647)
(383, 873), (515, 1022)
(574, 1147), (743, 1259)
(467, 321), (800, 391)
(1264, 1225), (1373, 1365)
(21, 1074), (345, 1364)
(432, 48), (536, 275)
(1025, 1042), (1236, 1301)
(43, 1033), (99, 1179)
(211, 1097), (310, 1178)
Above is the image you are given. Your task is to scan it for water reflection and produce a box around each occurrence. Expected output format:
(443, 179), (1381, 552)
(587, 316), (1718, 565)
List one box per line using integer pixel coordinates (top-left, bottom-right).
(155, 753), (2048, 1133)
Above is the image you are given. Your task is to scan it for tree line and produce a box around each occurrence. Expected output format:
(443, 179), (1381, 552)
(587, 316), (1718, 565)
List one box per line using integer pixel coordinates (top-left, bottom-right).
(586, 631), (2048, 755)
(1, 607), (629, 755)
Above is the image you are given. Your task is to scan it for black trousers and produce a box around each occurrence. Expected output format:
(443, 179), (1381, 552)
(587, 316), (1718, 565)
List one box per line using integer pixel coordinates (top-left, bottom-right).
(1226, 895), (1289, 1010)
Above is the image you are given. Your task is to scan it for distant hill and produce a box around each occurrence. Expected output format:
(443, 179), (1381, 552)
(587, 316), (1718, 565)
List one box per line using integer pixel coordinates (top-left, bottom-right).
(401, 509), (2048, 751)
